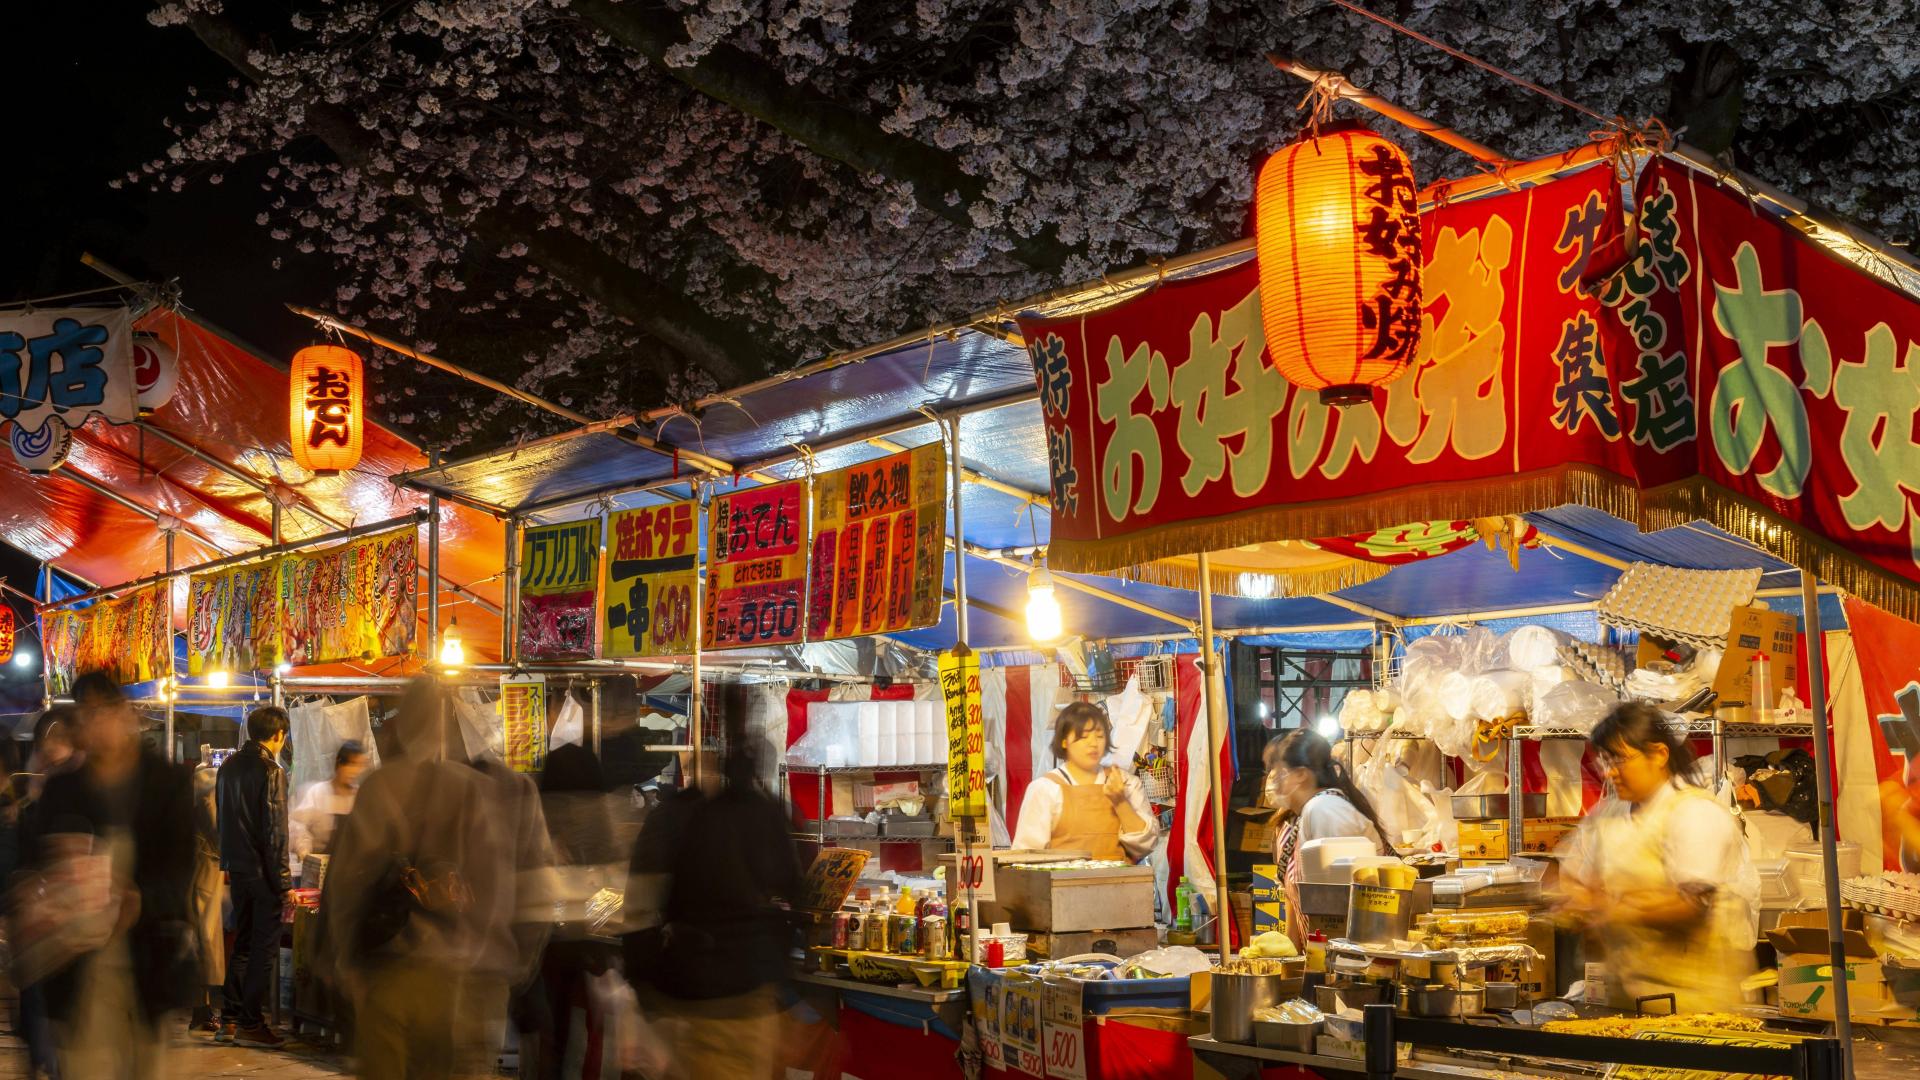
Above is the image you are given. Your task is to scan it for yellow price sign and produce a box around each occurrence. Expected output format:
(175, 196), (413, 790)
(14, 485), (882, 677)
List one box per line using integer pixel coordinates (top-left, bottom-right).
(941, 649), (986, 818)
(1353, 886), (1403, 916)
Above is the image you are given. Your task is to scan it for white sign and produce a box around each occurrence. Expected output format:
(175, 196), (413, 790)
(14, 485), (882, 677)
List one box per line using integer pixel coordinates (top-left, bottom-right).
(0, 307), (137, 435)
(974, 972), (1006, 1071)
(1042, 978), (1088, 1080)
(954, 841), (998, 904)
(1001, 974), (1045, 1077)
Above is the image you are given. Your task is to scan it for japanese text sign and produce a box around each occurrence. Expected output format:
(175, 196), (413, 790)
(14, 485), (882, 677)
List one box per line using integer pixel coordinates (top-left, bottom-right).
(601, 501), (697, 658)
(0, 306), (137, 436)
(1000, 973), (1044, 1076)
(1022, 166), (1638, 573)
(187, 560), (283, 675)
(281, 530), (418, 667)
(518, 518), (600, 661)
(705, 480), (807, 650)
(808, 444), (947, 641)
(42, 583), (172, 694)
(941, 649), (987, 819)
(500, 674), (547, 773)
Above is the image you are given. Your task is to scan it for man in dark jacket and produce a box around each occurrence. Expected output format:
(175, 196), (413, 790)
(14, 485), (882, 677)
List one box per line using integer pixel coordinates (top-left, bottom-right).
(22, 671), (195, 1078)
(216, 704), (292, 1047)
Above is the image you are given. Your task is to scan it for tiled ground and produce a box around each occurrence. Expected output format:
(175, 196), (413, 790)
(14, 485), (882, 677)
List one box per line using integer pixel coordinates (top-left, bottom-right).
(0, 1024), (351, 1078)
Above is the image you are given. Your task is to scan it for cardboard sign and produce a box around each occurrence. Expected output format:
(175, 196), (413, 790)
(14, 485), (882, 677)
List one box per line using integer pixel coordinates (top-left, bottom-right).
(941, 649), (987, 818)
(807, 444), (947, 640)
(500, 675), (547, 773)
(1712, 604), (1800, 709)
(518, 518), (601, 660)
(797, 847), (871, 915)
(705, 481), (807, 649)
(601, 501), (697, 657)
(1041, 978), (1088, 1080)
(952, 841), (997, 905)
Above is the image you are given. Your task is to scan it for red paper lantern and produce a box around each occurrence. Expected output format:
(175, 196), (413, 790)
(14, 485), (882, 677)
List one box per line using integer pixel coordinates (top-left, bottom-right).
(1255, 126), (1422, 406)
(0, 606), (12, 665)
(289, 345), (364, 475)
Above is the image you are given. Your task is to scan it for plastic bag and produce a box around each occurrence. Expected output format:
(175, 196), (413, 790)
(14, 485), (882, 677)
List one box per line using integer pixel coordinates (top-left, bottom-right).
(1339, 689), (1389, 733)
(1534, 680), (1619, 734)
(1507, 625), (1573, 672)
(1355, 754), (1437, 849)
(549, 691), (585, 750)
(1458, 627), (1510, 675)
(1467, 671), (1529, 721)
(1125, 945), (1213, 978)
(1438, 671), (1476, 724)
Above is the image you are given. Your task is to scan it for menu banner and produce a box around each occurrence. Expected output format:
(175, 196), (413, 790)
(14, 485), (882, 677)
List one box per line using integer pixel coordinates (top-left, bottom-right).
(42, 582), (172, 693)
(601, 500), (697, 658)
(807, 443), (947, 641)
(518, 518), (600, 661)
(281, 529), (418, 667)
(186, 561), (283, 675)
(704, 480), (807, 650)
(500, 674), (547, 773)
(941, 649), (987, 819)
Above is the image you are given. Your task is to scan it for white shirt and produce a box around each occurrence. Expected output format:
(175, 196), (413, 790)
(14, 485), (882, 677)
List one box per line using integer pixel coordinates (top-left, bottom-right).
(1296, 790), (1385, 851)
(1563, 781), (1759, 913)
(290, 779), (358, 863)
(1011, 767), (1161, 862)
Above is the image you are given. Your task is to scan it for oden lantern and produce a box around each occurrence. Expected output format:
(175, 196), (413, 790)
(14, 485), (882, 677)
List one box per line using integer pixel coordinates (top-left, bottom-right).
(290, 345), (364, 475)
(1255, 126), (1422, 406)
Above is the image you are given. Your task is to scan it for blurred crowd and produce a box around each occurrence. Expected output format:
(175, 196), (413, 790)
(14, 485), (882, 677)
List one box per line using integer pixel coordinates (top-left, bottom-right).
(1, 671), (801, 1080)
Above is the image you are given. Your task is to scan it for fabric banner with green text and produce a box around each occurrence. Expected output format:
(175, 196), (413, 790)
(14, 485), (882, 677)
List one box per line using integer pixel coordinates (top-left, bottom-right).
(807, 443), (947, 641)
(601, 501), (697, 658)
(1022, 165), (1642, 576)
(518, 518), (600, 660)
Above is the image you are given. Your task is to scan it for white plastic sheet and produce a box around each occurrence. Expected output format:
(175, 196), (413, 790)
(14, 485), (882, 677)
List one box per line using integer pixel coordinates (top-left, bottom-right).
(549, 691), (585, 750)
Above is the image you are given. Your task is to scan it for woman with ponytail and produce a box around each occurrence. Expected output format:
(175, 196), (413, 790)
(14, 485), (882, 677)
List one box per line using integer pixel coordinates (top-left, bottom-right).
(1264, 729), (1394, 943)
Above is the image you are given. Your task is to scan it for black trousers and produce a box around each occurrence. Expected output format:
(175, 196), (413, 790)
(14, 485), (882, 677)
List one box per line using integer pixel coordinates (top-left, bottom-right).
(223, 877), (281, 1027)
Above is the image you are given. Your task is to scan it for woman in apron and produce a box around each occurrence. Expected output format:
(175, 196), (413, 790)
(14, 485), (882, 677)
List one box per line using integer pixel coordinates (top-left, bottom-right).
(1559, 702), (1758, 1012)
(1266, 730), (1393, 945)
(1011, 702), (1160, 862)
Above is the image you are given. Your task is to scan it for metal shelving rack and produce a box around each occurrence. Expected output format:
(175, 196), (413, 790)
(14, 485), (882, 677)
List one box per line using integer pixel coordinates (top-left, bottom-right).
(778, 762), (957, 850)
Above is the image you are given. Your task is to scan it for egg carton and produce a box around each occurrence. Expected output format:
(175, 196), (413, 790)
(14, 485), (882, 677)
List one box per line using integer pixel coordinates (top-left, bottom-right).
(1596, 563), (1763, 651)
(1557, 641), (1630, 692)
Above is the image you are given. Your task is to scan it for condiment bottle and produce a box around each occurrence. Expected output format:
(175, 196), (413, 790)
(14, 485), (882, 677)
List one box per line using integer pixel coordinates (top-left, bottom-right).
(896, 886), (916, 915)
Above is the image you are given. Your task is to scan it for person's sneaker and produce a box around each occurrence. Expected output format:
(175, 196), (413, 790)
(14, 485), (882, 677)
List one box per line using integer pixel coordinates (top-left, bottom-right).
(213, 1021), (238, 1043)
(235, 1024), (285, 1049)
(190, 1015), (220, 1036)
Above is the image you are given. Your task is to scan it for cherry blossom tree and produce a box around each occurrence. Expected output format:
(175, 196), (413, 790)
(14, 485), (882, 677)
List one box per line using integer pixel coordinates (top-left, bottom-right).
(140, 1), (1920, 448)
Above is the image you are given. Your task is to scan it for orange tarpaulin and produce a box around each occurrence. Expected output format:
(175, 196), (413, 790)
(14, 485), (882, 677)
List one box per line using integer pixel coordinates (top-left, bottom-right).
(0, 306), (504, 673)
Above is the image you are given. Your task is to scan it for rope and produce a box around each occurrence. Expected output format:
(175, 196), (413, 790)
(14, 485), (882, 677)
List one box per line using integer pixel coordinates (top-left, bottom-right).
(1296, 72), (1341, 136)
(1326, 0), (1610, 124)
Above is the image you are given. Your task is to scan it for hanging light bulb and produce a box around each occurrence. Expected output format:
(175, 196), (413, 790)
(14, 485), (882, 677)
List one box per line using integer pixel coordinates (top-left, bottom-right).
(274, 661), (293, 676)
(207, 669), (231, 689)
(1026, 562), (1064, 643)
(439, 616), (466, 669)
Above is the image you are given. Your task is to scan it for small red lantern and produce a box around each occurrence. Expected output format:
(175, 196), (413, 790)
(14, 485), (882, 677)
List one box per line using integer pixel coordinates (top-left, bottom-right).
(289, 345), (364, 475)
(1255, 126), (1423, 405)
(0, 605), (13, 665)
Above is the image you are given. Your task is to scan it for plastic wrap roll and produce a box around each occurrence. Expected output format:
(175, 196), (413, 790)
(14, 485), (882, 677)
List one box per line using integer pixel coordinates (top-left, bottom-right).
(857, 702), (882, 766)
(915, 700), (939, 763)
(1507, 625), (1573, 671)
(1439, 671), (1477, 723)
(1467, 670), (1530, 721)
(889, 702), (915, 764)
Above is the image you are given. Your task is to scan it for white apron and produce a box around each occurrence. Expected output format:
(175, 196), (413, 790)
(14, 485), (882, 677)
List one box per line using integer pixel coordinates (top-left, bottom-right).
(1587, 785), (1752, 1012)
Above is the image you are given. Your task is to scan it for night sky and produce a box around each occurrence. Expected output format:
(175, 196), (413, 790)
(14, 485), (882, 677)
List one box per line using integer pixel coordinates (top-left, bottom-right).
(2, 3), (336, 709)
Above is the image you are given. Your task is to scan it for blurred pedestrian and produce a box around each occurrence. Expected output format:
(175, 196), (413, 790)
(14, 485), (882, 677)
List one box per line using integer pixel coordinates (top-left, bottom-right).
(216, 705), (292, 1047)
(20, 672), (195, 1080)
(187, 753), (225, 1035)
(7, 707), (78, 1080)
(291, 739), (370, 864)
(515, 743), (620, 1080)
(319, 677), (553, 1080)
(622, 729), (798, 1080)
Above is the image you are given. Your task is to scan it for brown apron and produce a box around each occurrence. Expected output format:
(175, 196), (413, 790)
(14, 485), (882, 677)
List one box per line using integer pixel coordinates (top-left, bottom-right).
(1042, 771), (1127, 861)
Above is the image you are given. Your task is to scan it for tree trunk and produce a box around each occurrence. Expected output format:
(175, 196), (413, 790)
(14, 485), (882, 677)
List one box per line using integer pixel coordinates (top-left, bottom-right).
(1668, 41), (1746, 157)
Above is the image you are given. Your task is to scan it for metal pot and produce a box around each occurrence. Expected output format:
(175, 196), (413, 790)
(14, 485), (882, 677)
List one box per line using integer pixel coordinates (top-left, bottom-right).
(1316, 981), (1390, 1014)
(1209, 972), (1292, 1044)
(1400, 984), (1487, 1018)
(1345, 885), (1415, 944)
(1253, 1018), (1323, 1052)
(1484, 982), (1520, 1011)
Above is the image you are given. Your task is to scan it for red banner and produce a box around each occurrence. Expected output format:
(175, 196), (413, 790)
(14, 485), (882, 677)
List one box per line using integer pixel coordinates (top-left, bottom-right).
(1840, 598), (1920, 871)
(705, 479), (807, 649)
(1022, 165), (1639, 574)
(807, 443), (947, 640)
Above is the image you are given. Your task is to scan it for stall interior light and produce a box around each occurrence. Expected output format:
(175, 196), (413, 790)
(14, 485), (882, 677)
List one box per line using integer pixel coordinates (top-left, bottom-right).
(207, 669), (230, 689)
(1026, 564), (1063, 643)
(1315, 714), (1340, 738)
(439, 617), (466, 669)
(274, 661), (293, 676)
(11, 648), (32, 669)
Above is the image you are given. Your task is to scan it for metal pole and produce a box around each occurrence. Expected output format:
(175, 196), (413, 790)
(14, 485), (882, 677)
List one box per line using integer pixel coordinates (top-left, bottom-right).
(948, 417), (968, 644)
(689, 480), (704, 791)
(165, 530), (176, 762)
(1801, 574), (1854, 1075)
(503, 516), (520, 666)
(38, 562), (52, 709)
(428, 488), (442, 664)
(272, 502), (282, 545)
(1196, 550), (1233, 952)
(591, 678), (603, 757)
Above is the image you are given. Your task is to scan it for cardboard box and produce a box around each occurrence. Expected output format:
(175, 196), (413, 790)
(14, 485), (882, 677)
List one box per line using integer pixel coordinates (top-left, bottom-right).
(1766, 909), (1920, 1027)
(1456, 818), (1579, 860)
(1252, 864), (1284, 935)
(1239, 817), (1278, 853)
(1713, 604), (1800, 709)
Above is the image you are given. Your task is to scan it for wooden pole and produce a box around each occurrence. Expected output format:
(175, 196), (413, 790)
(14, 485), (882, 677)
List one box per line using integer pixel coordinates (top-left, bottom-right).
(1267, 56), (1514, 166)
(1196, 551), (1234, 952)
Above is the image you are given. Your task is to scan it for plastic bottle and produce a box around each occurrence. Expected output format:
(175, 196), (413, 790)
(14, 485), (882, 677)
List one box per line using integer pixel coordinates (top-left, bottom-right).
(895, 886), (916, 915)
(1174, 877), (1193, 932)
(1305, 931), (1328, 974)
